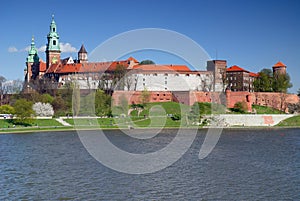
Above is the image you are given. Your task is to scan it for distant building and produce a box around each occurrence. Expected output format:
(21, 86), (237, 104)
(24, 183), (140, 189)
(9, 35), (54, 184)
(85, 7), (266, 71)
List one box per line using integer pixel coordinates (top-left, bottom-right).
(272, 61), (287, 75)
(226, 65), (258, 92)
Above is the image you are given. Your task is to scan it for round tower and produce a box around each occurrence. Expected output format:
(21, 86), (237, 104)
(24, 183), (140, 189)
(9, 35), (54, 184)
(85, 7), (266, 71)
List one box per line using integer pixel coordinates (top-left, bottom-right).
(272, 61), (286, 75)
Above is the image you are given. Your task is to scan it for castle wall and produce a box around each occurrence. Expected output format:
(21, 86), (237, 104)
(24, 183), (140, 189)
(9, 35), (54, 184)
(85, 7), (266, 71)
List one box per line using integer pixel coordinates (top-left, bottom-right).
(112, 90), (299, 113)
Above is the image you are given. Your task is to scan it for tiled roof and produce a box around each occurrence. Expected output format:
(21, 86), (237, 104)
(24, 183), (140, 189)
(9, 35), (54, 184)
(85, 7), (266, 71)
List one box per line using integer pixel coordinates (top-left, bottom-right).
(132, 64), (191, 72)
(249, 72), (259, 77)
(78, 44), (87, 53)
(273, 61), (286, 68)
(127, 56), (139, 63)
(39, 61), (47, 72)
(45, 58), (134, 74)
(226, 65), (249, 73)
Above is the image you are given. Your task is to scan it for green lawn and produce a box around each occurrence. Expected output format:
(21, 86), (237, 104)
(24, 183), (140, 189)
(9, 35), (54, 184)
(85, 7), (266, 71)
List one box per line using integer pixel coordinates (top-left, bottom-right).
(252, 105), (284, 114)
(276, 115), (300, 127)
(0, 119), (63, 128)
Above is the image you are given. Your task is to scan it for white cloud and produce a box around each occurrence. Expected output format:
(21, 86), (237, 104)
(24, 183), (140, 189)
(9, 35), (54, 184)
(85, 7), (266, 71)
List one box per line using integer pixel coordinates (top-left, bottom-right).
(8, 42), (77, 53)
(37, 45), (46, 52)
(8, 46), (18, 52)
(60, 42), (77, 53)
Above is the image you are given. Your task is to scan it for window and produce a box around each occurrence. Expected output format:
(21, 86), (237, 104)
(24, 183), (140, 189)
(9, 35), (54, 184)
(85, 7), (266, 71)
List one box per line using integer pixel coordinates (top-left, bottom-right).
(165, 81), (167, 85)
(186, 74), (190, 77)
(154, 73), (157, 76)
(164, 73), (168, 76)
(53, 40), (56, 45)
(53, 28), (56, 32)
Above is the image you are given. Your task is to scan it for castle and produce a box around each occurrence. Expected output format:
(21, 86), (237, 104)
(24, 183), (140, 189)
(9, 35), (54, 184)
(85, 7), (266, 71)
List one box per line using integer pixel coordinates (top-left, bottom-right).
(24, 16), (298, 112)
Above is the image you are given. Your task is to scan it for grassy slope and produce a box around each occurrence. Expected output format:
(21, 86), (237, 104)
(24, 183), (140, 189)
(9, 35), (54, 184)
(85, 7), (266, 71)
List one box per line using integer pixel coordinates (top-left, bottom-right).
(276, 115), (300, 127)
(252, 105), (284, 114)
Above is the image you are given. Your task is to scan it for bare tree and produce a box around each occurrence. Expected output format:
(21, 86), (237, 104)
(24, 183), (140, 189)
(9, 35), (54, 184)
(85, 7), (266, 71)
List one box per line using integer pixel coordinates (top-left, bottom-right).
(0, 76), (7, 105)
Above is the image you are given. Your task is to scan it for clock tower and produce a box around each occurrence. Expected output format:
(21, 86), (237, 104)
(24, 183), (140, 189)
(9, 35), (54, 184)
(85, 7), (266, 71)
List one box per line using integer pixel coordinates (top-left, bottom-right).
(46, 15), (61, 69)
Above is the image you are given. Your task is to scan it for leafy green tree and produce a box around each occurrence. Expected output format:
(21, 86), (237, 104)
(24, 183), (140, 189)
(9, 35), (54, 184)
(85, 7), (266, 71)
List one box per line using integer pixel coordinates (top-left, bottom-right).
(139, 60), (155, 65)
(273, 73), (293, 93)
(119, 94), (128, 115)
(72, 84), (81, 116)
(95, 90), (112, 116)
(0, 104), (15, 114)
(13, 99), (35, 125)
(140, 88), (150, 105)
(254, 69), (273, 92)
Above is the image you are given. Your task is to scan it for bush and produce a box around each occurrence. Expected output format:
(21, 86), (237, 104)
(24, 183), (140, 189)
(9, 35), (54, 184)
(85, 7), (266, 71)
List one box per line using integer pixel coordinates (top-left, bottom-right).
(0, 104), (15, 115)
(171, 113), (181, 121)
(233, 101), (248, 113)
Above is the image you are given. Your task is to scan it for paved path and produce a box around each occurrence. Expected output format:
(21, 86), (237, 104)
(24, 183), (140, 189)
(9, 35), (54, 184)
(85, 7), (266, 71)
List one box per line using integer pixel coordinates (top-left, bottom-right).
(55, 118), (71, 126)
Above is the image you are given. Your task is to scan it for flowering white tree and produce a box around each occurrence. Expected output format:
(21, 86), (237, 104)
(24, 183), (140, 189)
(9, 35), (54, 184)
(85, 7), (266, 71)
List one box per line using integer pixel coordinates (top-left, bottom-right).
(33, 102), (54, 117)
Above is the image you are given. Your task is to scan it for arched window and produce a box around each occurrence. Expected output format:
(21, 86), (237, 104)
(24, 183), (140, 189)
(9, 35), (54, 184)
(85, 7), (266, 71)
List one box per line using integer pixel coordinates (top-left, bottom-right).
(53, 40), (56, 45)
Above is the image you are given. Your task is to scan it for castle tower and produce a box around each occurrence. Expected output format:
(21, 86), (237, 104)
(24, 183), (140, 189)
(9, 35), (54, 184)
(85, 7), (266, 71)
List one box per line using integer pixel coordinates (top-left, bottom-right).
(46, 15), (61, 69)
(78, 44), (88, 63)
(272, 61), (286, 75)
(25, 36), (38, 83)
(207, 60), (227, 91)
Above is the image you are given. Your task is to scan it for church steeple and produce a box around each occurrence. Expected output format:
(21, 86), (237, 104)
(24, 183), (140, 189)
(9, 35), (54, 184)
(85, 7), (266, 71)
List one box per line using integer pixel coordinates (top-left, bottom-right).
(78, 44), (88, 63)
(27, 36), (37, 63)
(46, 15), (60, 51)
(46, 15), (61, 68)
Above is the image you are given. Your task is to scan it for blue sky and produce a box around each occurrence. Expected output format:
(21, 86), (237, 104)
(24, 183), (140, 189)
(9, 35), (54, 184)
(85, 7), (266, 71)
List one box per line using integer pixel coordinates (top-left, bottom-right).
(1, 0), (299, 93)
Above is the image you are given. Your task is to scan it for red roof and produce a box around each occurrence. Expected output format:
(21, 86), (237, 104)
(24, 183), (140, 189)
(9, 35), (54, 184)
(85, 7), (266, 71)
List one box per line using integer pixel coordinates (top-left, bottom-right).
(39, 61), (47, 72)
(45, 59), (134, 74)
(127, 57), (139, 63)
(226, 65), (249, 73)
(249, 72), (259, 77)
(273, 61), (286, 68)
(132, 64), (191, 72)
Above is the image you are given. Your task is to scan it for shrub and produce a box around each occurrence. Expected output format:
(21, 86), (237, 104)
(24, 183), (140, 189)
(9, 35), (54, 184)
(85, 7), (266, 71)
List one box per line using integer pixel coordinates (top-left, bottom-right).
(171, 113), (181, 121)
(233, 101), (248, 113)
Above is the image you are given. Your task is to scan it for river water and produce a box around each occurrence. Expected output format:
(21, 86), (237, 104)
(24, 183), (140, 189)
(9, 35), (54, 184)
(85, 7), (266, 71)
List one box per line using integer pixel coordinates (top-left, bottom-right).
(0, 129), (299, 200)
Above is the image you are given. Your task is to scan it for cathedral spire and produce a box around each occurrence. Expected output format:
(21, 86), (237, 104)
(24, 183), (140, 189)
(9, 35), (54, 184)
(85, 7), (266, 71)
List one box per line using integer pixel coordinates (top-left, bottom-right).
(27, 35), (37, 63)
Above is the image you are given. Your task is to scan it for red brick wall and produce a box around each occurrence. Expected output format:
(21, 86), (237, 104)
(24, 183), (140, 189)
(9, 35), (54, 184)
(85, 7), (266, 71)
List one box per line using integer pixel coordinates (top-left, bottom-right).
(112, 91), (172, 106)
(112, 90), (299, 112)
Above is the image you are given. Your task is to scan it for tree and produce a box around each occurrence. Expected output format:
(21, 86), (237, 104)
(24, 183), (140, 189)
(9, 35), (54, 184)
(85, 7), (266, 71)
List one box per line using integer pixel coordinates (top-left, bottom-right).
(72, 83), (81, 116)
(273, 73), (293, 93)
(139, 60), (155, 65)
(0, 104), (15, 114)
(13, 99), (35, 125)
(297, 88), (300, 97)
(94, 90), (112, 116)
(253, 69), (273, 92)
(119, 94), (128, 115)
(112, 64), (126, 91)
(32, 102), (54, 117)
(140, 88), (150, 105)
(0, 76), (7, 105)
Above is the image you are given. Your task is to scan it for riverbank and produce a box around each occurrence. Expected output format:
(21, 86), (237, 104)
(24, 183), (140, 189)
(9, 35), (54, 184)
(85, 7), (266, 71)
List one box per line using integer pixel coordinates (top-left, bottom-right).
(1, 114), (299, 134)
